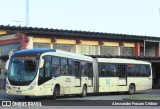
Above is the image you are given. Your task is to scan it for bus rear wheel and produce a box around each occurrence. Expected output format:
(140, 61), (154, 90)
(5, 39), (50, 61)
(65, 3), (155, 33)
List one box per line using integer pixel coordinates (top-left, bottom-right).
(81, 85), (87, 97)
(128, 84), (135, 95)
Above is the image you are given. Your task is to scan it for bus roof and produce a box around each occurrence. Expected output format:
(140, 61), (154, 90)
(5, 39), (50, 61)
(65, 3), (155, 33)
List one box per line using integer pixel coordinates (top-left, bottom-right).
(13, 48), (56, 57)
(13, 48), (93, 62)
(42, 49), (93, 62)
(97, 58), (150, 65)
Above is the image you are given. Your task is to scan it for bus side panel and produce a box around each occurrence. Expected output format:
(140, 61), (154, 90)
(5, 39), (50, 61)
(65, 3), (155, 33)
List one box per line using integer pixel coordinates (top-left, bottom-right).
(99, 77), (122, 92)
(110, 77), (119, 92)
(99, 77), (110, 92)
(127, 64), (152, 91)
(127, 77), (152, 91)
(127, 78), (140, 91)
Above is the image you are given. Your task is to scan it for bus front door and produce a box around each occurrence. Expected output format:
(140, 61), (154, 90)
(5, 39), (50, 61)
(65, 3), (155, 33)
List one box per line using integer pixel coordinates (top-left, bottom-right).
(118, 65), (127, 87)
(42, 56), (53, 95)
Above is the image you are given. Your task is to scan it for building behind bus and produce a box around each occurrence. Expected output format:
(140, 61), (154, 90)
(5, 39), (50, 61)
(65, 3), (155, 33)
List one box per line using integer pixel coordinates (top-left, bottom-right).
(0, 25), (160, 89)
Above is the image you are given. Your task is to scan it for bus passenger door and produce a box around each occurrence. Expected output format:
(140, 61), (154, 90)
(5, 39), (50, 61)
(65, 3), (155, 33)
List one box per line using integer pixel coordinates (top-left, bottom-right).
(74, 61), (81, 87)
(87, 63), (93, 87)
(118, 64), (127, 87)
(38, 56), (53, 95)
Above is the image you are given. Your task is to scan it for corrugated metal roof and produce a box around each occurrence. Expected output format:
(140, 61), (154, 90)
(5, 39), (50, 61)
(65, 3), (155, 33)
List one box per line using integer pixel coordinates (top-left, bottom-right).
(0, 25), (160, 42)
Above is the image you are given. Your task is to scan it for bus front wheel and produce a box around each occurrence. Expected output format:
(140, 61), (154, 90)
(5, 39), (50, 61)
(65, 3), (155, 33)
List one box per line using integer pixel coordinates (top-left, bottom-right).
(81, 85), (87, 97)
(128, 84), (135, 95)
(52, 86), (59, 100)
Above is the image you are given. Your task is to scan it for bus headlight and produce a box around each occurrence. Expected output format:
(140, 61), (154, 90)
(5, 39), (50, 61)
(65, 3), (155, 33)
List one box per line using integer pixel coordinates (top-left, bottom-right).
(28, 81), (36, 90)
(6, 81), (11, 89)
(6, 85), (11, 90)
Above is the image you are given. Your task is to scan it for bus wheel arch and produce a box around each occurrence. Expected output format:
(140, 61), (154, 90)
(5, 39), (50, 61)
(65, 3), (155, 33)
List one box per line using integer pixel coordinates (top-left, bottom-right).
(52, 84), (60, 100)
(128, 83), (136, 95)
(81, 84), (87, 97)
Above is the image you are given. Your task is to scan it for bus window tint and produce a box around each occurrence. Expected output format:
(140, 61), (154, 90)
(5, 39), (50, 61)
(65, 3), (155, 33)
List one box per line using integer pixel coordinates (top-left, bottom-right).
(75, 62), (80, 77)
(43, 56), (51, 78)
(60, 58), (68, 75)
(135, 65), (141, 77)
(105, 63), (117, 77)
(147, 65), (151, 76)
(99, 63), (105, 77)
(141, 65), (151, 77)
(52, 56), (59, 65)
(51, 57), (60, 76)
(127, 64), (136, 77)
(87, 63), (93, 78)
(44, 63), (50, 77)
(68, 59), (73, 75)
(9, 60), (38, 81)
(25, 61), (36, 72)
(81, 61), (87, 77)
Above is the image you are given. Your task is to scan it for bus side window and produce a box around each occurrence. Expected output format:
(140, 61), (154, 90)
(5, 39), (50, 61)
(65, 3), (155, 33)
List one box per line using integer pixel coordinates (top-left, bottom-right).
(81, 61), (87, 77)
(60, 58), (68, 75)
(87, 63), (93, 78)
(135, 65), (141, 77)
(51, 57), (60, 76)
(105, 63), (117, 77)
(74, 61), (80, 77)
(99, 63), (105, 77)
(147, 65), (151, 77)
(43, 56), (52, 78)
(68, 59), (73, 75)
(127, 64), (136, 77)
(141, 65), (151, 77)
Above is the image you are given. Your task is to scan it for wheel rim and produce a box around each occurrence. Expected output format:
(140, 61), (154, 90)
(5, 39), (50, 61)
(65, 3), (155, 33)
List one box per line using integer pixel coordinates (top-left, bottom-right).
(55, 87), (59, 96)
(130, 85), (135, 94)
(53, 87), (58, 98)
(83, 87), (87, 97)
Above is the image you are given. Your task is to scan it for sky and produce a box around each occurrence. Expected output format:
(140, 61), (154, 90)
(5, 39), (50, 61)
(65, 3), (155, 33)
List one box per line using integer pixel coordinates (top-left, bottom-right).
(0, 0), (160, 37)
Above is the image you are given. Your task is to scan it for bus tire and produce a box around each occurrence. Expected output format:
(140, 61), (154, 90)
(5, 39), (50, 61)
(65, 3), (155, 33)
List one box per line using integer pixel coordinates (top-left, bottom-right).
(52, 86), (59, 100)
(128, 84), (135, 95)
(25, 96), (30, 99)
(81, 85), (87, 97)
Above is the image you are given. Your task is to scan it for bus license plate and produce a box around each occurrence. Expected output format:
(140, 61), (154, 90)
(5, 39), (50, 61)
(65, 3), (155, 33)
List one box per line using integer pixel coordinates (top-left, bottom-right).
(16, 91), (22, 94)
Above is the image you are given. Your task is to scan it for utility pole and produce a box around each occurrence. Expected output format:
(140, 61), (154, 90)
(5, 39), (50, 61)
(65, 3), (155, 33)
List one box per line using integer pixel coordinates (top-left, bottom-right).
(159, 8), (160, 17)
(25, 0), (29, 26)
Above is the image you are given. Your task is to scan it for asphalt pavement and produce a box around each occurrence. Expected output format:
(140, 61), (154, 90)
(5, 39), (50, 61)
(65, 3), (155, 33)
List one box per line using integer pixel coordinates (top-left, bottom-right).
(0, 89), (160, 108)
(1, 89), (160, 100)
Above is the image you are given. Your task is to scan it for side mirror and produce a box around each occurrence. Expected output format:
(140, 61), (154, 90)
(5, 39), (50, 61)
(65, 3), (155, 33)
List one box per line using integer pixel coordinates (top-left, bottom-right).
(39, 58), (44, 68)
(5, 60), (9, 71)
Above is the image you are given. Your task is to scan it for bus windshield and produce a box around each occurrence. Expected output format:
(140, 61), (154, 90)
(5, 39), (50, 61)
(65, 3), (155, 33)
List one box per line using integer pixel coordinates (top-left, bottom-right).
(8, 56), (38, 86)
